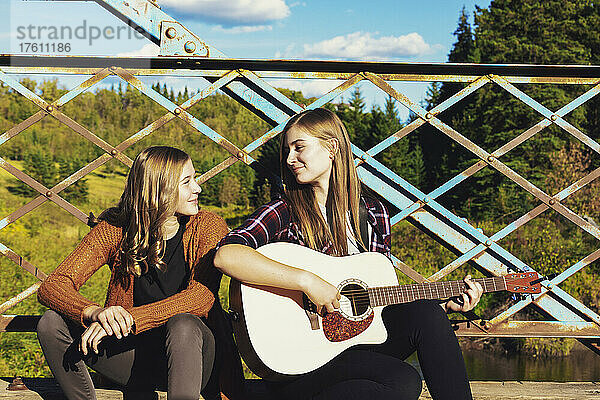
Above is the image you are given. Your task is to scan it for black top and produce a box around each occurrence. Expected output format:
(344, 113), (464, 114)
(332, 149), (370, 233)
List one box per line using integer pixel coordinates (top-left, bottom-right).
(133, 219), (190, 307)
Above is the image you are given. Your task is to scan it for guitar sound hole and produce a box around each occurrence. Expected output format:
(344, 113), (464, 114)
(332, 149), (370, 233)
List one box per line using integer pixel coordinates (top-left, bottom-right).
(340, 284), (369, 317)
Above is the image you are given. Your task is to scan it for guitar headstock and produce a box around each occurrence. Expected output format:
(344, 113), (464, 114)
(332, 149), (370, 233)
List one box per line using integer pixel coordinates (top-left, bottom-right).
(504, 272), (542, 294)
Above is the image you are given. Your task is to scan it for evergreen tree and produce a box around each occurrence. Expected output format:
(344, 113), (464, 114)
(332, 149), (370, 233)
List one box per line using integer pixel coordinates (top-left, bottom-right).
(9, 148), (55, 198)
(378, 96), (426, 188)
(419, 8), (476, 194)
(58, 156), (89, 202)
(448, 6), (477, 63)
(423, 0), (600, 220)
(339, 87), (372, 150)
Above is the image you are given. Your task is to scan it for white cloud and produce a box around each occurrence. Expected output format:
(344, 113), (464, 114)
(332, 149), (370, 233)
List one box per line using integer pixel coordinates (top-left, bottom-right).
(159, 0), (290, 26)
(274, 43), (297, 58)
(212, 25), (273, 34)
(303, 31), (433, 61)
(117, 43), (160, 57)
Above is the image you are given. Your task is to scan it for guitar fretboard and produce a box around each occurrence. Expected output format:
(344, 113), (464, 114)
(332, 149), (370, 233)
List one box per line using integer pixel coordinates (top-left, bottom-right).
(368, 277), (506, 307)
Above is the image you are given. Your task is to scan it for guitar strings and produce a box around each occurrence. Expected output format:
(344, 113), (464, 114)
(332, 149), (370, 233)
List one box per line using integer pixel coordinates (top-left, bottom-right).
(334, 276), (530, 310)
(340, 277), (507, 296)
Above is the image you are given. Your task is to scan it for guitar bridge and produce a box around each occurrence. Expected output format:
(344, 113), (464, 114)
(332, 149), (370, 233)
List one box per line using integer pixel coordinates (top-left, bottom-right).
(303, 294), (320, 330)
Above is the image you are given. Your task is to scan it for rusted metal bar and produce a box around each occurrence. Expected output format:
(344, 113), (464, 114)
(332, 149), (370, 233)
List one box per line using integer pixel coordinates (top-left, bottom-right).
(491, 249), (600, 326)
(0, 197), (49, 231)
(305, 73), (363, 109)
(0, 112), (46, 146)
(0, 69), (132, 167)
(0, 68), (112, 147)
(237, 69), (304, 114)
(491, 75), (600, 154)
(0, 155), (114, 231)
(0, 283), (42, 315)
(0, 157), (89, 224)
(453, 320), (600, 338)
(490, 167), (600, 245)
(0, 68), (239, 236)
(354, 143), (595, 328)
(198, 74), (363, 185)
(117, 70), (239, 151)
(390, 256), (428, 284)
(3, 56), (600, 79)
(0, 71), (239, 231)
(54, 68), (113, 106)
(0, 242), (47, 281)
(114, 67), (259, 164)
(94, 0), (226, 57)
(389, 82), (600, 228)
(91, 0), (305, 126)
(355, 157), (514, 275)
(430, 167), (600, 281)
(364, 71), (600, 243)
(366, 75), (491, 158)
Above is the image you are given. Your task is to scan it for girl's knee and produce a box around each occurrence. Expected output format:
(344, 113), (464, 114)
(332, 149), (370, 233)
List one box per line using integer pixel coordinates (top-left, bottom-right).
(410, 299), (446, 316)
(37, 310), (65, 339)
(165, 313), (213, 346)
(166, 313), (201, 333)
(396, 364), (422, 400)
(386, 300), (449, 329)
(377, 359), (422, 400)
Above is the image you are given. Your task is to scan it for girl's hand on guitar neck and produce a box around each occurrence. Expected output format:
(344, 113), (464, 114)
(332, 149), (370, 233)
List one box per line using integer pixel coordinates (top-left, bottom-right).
(300, 272), (341, 314)
(443, 275), (483, 313)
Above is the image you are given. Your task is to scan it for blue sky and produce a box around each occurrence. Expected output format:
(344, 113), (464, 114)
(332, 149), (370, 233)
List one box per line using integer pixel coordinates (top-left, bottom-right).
(1, 0), (492, 119)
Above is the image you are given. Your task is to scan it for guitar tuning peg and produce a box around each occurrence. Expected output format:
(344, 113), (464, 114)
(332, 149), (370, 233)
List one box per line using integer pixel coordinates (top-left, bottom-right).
(511, 293), (526, 301)
(529, 273), (558, 286)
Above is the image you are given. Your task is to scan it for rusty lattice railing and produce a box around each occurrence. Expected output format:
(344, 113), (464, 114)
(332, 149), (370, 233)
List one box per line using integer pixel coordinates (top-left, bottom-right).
(1, 0), (600, 357)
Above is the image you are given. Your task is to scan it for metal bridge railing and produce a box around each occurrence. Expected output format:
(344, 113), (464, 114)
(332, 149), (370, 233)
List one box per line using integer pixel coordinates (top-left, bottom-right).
(1, 0), (600, 358)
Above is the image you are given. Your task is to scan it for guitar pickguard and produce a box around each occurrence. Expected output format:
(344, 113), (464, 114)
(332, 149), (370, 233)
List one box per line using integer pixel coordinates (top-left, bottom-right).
(322, 311), (374, 342)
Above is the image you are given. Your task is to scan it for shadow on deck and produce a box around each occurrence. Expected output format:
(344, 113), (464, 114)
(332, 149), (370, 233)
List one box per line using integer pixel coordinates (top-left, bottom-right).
(2, 377), (600, 400)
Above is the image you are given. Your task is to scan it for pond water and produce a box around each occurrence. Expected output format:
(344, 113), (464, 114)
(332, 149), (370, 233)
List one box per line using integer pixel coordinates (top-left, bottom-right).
(407, 348), (600, 381)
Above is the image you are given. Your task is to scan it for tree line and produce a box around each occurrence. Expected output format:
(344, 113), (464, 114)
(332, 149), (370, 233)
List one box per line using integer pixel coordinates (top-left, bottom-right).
(0, 79), (425, 210)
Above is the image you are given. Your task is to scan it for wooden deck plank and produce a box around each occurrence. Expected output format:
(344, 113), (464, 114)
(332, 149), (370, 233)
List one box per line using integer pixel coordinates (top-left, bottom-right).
(2, 378), (599, 399)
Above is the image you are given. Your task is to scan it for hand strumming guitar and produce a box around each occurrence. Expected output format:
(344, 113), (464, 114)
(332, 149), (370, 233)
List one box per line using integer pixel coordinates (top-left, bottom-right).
(300, 271), (341, 314)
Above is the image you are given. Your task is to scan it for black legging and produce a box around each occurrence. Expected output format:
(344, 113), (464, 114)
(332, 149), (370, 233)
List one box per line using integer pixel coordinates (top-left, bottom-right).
(37, 310), (215, 400)
(276, 300), (472, 400)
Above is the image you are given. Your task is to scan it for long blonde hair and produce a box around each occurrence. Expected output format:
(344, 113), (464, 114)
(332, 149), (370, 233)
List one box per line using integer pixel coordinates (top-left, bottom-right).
(100, 146), (190, 276)
(279, 108), (365, 255)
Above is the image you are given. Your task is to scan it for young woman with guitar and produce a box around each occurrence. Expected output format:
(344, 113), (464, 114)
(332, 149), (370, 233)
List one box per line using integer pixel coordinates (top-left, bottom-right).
(215, 108), (483, 400)
(37, 146), (243, 400)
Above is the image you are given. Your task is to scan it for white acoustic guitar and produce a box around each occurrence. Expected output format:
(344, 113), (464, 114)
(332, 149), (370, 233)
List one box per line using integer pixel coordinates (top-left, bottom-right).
(228, 242), (541, 381)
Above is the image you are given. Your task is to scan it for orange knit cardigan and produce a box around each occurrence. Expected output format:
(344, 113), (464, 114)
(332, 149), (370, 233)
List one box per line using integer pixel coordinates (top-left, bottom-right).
(37, 210), (229, 334)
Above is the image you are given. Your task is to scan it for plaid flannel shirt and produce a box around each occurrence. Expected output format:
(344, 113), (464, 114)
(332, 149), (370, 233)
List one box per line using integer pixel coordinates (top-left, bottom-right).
(218, 196), (391, 257)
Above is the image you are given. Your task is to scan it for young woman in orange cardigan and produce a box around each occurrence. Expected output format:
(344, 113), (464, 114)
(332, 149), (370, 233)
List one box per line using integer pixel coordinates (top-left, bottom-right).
(37, 146), (243, 400)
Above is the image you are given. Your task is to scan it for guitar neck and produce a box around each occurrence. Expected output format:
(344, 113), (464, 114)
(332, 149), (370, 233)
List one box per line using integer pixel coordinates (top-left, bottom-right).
(368, 277), (506, 307)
